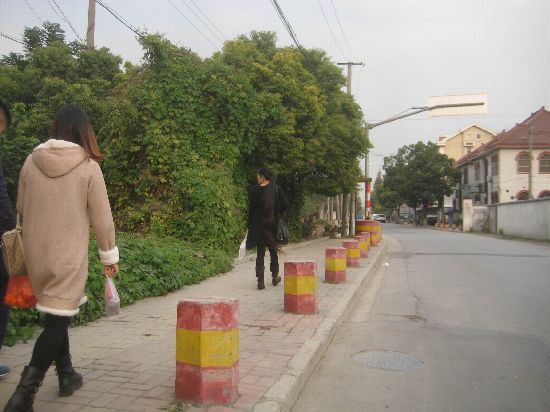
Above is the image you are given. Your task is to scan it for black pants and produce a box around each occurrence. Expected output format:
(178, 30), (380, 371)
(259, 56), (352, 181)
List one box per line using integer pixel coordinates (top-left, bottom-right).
(29, 314), (72, 372)
(256, 238), (279, 282)
(0, 258), (9, 349)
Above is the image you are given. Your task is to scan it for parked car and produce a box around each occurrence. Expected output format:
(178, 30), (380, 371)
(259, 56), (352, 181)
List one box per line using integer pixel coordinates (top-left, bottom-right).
(373, 214), (387, 223)
(426, 215), (437, 226)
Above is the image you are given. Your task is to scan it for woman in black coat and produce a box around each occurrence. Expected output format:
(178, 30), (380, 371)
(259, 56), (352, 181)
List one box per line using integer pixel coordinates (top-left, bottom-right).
(246, 167), (288, 290)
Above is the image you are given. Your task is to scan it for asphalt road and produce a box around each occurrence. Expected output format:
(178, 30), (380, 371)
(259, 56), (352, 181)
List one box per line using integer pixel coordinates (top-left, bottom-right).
(293, 225), (550, 412)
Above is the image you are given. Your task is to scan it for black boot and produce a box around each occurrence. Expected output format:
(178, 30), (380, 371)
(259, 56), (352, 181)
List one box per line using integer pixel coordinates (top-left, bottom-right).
(3, 365), (45, 412)
(272, 274), (282, 286)
(55, 355), (83, 397)
(257, 276), (265, 290)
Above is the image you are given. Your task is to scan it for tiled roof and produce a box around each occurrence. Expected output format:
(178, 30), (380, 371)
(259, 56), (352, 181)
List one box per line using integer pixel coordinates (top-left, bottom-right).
(454, 107), (550, 167)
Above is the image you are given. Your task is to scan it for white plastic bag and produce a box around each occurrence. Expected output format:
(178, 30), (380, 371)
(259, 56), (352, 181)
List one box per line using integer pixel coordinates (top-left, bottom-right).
(237, 232), (247, 260)
(104, 276), (120, 316)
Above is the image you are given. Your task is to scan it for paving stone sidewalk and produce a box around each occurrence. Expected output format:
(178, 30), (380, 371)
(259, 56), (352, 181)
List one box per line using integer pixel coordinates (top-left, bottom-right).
(0, 237), (385, 412)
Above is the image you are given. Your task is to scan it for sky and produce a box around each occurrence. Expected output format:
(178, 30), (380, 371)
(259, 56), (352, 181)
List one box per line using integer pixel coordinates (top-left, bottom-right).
(1, 0), (549, 177)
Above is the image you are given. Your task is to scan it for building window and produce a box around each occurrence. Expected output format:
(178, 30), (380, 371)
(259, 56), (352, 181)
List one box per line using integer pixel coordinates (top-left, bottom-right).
(516, 152), (530, 174)
(463, 168), (468, 184)
(491, 153), (499, 176)
(516, 190), (529, 200)
(491, 191), (499, 204)
(474, 161), (480, 181)
(539, 152), (550, 173)
(476, 133), (481, 139)
(538, 190), (550, 198)
(466, 146), (472, 154)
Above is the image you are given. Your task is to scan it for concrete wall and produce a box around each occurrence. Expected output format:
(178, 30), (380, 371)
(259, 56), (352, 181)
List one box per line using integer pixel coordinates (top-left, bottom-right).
(465, 198), (550, 240)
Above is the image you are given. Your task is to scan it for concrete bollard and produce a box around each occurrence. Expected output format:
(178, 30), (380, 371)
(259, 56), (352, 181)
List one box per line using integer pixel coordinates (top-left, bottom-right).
(176, 298), (239, 405)
(342, 240), (360, 267)
(325, 247), (347, 283)
(284, 261), (317, 314)
(354, 235), (369, 258)
(356, 220), (381, 246)
(358, 231), (371, 249)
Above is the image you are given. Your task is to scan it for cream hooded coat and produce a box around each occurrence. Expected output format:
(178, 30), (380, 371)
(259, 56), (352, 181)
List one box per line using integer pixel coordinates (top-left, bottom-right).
(16, 139), (119, 316)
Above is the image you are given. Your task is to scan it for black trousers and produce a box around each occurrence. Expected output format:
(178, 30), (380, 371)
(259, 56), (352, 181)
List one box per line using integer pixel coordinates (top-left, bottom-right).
(256, 238), (279, 281)
(0, 258), (9, 349)
(29, 313), (72, 372)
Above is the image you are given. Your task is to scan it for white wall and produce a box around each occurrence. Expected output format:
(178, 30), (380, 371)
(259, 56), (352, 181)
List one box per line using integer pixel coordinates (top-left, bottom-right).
(480, 198), (550, 240)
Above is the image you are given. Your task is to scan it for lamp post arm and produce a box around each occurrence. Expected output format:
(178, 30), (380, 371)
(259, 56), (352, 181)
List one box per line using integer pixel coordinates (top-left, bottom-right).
(366, 102), (485, 130)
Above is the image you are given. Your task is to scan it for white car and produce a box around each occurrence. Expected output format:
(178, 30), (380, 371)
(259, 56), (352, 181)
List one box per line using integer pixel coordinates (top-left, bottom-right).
(373, 214), (387, 223)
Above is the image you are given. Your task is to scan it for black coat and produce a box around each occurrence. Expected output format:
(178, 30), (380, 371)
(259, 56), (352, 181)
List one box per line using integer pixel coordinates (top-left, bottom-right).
(0, 157), (15, 236)
(0, 156), (15, 300)
(246, 183), (288, 250)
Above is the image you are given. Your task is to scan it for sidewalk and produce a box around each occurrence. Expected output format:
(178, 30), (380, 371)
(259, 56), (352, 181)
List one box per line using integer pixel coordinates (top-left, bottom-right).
(0, 237), (386, 412)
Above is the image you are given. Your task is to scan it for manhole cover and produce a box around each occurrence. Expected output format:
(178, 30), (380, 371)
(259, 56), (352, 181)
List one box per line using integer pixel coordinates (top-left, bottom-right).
(352, 350), (424, 371)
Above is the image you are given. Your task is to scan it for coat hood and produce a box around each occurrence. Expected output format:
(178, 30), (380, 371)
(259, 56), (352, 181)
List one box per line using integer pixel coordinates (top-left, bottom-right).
(32, 139), (87, 178)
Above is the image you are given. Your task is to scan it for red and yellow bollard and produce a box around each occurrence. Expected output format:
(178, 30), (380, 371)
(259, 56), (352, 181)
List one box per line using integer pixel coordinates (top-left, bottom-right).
(354, 235), (369, 258)
(284, 261), (317, 314)
(325, 247), (347, 283)
(356, 220), (381, 246)
(176, 298), (239, 405)
(342, 240), (360, 267)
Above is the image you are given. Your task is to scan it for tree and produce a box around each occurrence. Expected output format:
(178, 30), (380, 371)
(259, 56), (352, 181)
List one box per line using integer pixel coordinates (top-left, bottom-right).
(382, 141), (460, 224)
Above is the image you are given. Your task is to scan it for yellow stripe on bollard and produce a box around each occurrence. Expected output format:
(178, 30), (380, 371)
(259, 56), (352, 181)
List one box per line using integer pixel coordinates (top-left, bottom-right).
(347, 249), (360, 259)
(176, 328), (239, 367)
(325, 258), (346, 271)
(284, 275), (317, 295)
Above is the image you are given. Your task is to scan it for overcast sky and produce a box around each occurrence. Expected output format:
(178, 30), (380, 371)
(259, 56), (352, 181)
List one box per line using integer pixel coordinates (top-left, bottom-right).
(1, 0), (549, 176)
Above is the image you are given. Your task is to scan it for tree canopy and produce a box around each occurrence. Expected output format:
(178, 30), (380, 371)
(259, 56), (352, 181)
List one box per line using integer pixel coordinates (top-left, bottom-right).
(377, 141), (459, 216)
(1, 24), (370, 249)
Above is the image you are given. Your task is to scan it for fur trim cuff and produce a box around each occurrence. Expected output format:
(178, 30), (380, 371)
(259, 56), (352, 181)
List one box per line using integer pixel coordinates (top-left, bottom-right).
(99, 246), (119, 265)
(36, 304), (79, 316)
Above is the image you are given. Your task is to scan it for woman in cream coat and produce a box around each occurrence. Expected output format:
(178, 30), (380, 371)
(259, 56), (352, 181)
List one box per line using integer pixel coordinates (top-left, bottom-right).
(4, 105), (119, 412)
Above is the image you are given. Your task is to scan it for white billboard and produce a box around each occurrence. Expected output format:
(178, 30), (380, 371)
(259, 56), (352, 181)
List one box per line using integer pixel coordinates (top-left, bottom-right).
(428, 94), (487, 117)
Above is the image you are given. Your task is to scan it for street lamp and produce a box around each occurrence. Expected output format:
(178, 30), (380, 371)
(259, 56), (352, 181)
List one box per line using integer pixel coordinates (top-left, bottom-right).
(362, 94), (487, 220)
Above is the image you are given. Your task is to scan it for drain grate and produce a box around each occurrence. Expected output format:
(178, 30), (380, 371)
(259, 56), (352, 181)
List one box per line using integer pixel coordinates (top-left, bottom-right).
(352, 350), (424, 371)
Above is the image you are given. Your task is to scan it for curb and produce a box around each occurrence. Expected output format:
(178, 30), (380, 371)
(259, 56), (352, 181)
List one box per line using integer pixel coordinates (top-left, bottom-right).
(253, 240), (388, 412)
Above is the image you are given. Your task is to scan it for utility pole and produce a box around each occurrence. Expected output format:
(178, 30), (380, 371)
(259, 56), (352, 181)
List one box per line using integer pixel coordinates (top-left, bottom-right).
(337, 62), (363, 237)
(87, 0), (96, 50)
(528, 122), (533, 199)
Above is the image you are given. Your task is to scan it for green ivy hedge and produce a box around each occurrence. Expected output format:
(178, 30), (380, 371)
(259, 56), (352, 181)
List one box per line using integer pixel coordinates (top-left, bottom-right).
(4, 232), (233, 346)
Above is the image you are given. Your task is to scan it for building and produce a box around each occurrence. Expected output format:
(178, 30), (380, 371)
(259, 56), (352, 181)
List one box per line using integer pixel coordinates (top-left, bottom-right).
(455, 107), (550, 206)
(437, 124), (496, 161)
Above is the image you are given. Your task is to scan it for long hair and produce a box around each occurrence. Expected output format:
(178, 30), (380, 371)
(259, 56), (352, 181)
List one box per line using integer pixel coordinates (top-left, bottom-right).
(52, 104), (104, 161)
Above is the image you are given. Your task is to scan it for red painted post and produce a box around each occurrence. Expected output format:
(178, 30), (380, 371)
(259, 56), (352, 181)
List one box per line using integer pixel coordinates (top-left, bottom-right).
(342, 240), (360, 267)
(175, 298), (239, 405)
(284, 261), (317, 314)
(354, 235), (369, 258)
(325, 247), (346, 283)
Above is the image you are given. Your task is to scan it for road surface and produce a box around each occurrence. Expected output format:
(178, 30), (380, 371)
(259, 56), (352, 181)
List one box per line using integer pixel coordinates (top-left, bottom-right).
(293, 225), (550, 412)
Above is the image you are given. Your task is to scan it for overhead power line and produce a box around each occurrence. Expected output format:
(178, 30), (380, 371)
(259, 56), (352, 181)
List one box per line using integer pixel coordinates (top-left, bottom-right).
(179, 0), (225, 44)
(330, 0), (356, 59)
(0, 31), (24, 45)
(95, 0), (142, 38)
(24, 0), (44, 24)
(167, 0), (220, 50)
(187, 0), (227, 41)
(270, 0), (305, 53)
(316, 0), (348, 60)
(50, 0), (84, 41)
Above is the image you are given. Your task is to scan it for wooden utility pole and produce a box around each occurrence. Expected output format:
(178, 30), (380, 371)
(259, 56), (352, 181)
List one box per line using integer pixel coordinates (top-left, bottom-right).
(87, 0), (96, 50)
(337, 62), (363, 237)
